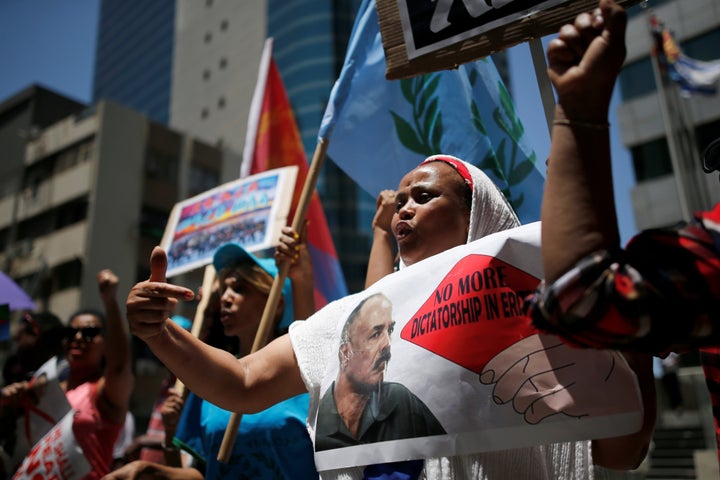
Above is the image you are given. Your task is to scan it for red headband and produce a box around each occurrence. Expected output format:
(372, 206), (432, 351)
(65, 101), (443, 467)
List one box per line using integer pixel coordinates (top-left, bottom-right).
(421, 155), (474, 189)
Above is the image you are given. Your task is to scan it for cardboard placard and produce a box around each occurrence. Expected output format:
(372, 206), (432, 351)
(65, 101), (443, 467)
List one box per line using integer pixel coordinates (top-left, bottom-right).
(160, 167), (297, 278)
(377, 0), (642, 80)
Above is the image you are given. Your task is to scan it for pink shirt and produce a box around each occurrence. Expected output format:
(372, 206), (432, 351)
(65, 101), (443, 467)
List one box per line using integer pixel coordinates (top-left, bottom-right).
(66, 381), (123, 479)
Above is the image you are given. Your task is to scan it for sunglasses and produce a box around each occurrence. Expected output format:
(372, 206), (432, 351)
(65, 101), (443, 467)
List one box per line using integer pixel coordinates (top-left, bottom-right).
(65, 326), (102, 342)
(702, 137), (720, 174)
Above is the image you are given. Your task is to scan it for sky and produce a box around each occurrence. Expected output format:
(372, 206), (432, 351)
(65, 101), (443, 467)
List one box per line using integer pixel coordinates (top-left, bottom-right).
(0, 0), (637, 244)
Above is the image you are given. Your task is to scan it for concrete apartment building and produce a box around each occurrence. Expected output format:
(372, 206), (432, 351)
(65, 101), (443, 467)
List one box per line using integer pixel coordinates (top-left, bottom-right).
(0, 93), (228, 323)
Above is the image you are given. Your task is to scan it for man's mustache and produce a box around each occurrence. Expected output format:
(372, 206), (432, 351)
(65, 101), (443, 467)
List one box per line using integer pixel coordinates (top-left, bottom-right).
(373, 349), (391, 369)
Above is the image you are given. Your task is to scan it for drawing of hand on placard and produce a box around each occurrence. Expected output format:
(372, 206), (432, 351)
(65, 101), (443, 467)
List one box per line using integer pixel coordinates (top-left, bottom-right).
(478, 333), (641, 424)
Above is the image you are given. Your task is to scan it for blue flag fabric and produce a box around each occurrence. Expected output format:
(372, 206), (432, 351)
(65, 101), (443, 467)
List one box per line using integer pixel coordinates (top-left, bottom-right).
(651, 14), (720, 97)
(319, 0), (544, 224)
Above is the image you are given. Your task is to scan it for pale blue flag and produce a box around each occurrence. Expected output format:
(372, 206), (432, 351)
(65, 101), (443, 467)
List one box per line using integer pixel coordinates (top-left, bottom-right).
(318, 0), (544, 223)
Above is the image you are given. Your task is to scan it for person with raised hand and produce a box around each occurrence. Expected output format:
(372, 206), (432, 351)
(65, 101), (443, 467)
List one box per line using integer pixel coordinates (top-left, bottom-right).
(528, 0), (720, 466)
(109, 230), (317, 480)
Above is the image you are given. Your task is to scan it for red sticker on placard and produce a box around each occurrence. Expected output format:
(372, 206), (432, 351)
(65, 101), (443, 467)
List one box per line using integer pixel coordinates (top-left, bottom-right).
(400, 254), (539, 373)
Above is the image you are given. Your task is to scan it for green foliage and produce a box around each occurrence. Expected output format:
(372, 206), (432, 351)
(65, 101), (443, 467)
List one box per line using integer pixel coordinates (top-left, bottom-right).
(391, 74), (443, 156)
(391, 65), (539, 215)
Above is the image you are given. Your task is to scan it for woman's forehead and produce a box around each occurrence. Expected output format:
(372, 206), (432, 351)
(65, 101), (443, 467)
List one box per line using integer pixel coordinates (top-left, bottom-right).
(220, 264), (250, 280)
(398, 162), (460, 189)
(71, 313), (102, 327)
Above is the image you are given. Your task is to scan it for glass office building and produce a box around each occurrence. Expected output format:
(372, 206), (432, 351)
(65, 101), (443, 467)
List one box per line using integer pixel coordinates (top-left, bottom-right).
(92, 0), (175, 125)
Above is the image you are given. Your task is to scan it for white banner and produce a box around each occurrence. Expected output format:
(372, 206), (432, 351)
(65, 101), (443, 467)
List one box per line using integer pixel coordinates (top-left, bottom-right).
(161, 166), (298, 278)
(312, 222), (643, 470)
(5, 357), (72, 474)
(13, 411), (91, 480)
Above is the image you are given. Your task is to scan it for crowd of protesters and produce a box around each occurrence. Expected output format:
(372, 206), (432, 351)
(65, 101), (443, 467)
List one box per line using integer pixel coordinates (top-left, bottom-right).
(1, 0), (718, 478)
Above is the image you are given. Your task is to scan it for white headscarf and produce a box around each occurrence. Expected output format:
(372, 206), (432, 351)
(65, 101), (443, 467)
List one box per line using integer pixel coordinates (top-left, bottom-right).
(421, 154), (520, 242)
(397, 155), (520, 270)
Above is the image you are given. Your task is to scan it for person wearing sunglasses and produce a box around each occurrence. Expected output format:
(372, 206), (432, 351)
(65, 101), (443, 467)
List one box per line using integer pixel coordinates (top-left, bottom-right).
(6, 269), (133, 479)
(3, 311), (65, 386)
(1, 310), (65, 477)
(57, 269), (134, 480)
(525, 0), (720, 468)
(108, 229), (318, 480)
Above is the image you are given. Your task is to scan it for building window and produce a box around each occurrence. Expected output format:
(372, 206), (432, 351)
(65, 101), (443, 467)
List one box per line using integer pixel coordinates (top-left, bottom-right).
(55, 148), (78, 174)
(51, 259), (83, 292)
(220, 19), (229, 31)
(55, 199), (88, 230)
(219, 57), (227, 69)
(204, 32), (212, 43)
(631, 138), (673, 182)
(145, 149), (179, 183)
(189, 165), (220, 196)
(619, 58), (654, 102)
(203, 69), (211, 81)
(54, 138), (95, 175)
(17, 211), (53, 242)
(684, 30), (720, 62)
(205, 0), (212, 6)
(23, 157), (54, 196)
(140, 206), (168, 241)
(217, 97), (226, 109)
(201, 108), (209, 119)
(77, 139), (94, 163)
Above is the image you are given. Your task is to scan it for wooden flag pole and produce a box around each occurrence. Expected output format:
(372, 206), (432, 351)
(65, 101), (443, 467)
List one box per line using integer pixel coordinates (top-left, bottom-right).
(217, 138), (329, 463)
(174, 264), (216, 395)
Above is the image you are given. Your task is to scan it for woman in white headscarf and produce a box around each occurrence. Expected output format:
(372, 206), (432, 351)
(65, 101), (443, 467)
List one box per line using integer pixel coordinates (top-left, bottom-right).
(365, 154), (519, 288)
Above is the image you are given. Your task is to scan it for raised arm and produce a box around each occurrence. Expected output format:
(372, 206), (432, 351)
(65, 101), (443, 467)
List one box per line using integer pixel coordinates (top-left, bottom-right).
(126, 247), (306, 413)
(97, 269), (134, 422)
(275, 224), (316, 320)
(542, 0), (627, 282)
(365, 189), (398, 288)
(542, 1), (656, 469)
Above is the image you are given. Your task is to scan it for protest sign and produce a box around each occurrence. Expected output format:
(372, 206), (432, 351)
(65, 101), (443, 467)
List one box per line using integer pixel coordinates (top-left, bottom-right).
(12, 411), (90, 480)
(376, 0), (642, 79)
(5, 357), (72, 475)
(310, 222), (643, 470)
(161, 167), (298, 278)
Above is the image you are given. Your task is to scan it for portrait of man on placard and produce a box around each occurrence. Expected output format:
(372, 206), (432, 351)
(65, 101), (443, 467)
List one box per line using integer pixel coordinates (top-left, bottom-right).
(315, 293), (446, 451)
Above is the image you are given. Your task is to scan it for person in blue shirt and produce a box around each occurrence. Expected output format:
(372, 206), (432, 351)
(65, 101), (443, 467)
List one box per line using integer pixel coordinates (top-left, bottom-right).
(105, 228), (317, 480)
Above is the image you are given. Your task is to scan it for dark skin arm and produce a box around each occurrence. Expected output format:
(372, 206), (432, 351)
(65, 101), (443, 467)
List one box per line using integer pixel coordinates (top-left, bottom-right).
(543, 0), (655, 469)
(542, 0), (626, 283)
(96, 270), (134, 424)
(275, 224), (316, 320)
(365, 189), (398, 288)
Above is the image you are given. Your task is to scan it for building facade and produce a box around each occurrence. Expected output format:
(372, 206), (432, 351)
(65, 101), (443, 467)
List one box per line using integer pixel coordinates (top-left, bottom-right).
(0, 99), (225, 322)
(92, 0), (176, 125)
(618, 0), (720, 230)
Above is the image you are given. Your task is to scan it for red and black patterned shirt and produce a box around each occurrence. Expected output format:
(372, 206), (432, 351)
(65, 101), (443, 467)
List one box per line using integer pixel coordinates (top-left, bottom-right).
(529, 203), (720, 462)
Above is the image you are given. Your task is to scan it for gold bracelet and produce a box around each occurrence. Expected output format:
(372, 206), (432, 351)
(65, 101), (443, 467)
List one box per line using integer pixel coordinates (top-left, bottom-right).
(553, 118), (610, 129)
